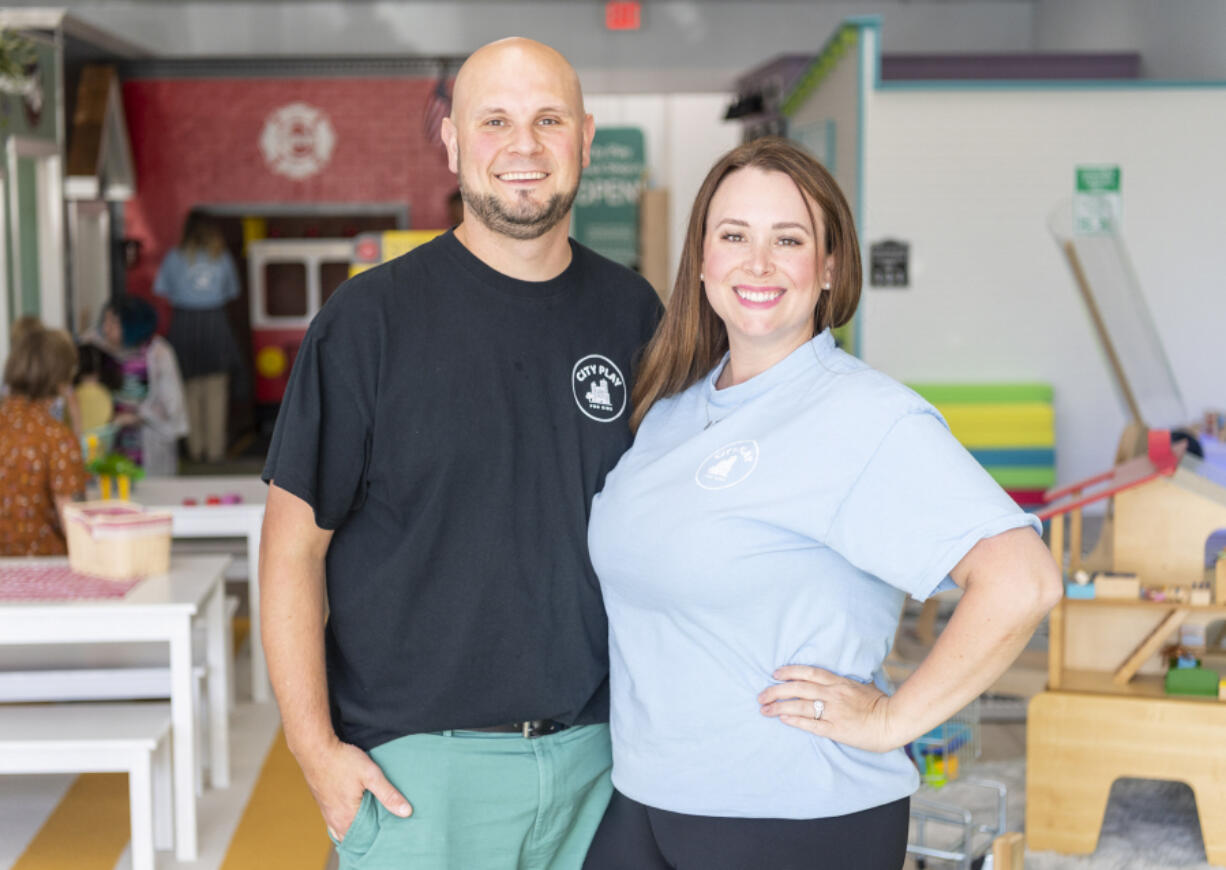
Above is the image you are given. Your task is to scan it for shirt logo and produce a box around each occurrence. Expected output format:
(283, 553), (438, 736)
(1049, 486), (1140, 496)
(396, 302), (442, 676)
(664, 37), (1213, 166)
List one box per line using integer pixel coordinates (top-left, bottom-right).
(572, 354), (626, 422)
(188, 263), (216, 294)
(696, 440), (759, 490)
(259, 102), (336, 180)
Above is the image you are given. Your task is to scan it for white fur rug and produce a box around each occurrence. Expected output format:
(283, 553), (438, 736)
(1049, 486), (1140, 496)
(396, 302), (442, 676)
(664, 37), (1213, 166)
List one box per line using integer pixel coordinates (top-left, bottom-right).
(909, 760), (1223, 869)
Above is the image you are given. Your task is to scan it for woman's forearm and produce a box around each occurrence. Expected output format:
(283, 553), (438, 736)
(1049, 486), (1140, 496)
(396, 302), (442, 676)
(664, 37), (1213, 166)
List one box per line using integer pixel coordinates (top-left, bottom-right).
(883, 528), (1062, 747)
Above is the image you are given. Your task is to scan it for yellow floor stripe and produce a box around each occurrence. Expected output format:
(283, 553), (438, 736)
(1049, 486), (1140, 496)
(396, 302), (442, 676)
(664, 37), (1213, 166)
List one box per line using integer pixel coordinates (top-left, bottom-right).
(220, 728), (332, 870)
(232, 616), (251, 655)
(12, 773), (130, 870)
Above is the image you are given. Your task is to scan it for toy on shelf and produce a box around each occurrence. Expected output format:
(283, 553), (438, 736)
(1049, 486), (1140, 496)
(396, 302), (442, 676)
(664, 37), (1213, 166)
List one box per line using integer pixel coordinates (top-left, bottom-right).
(1165, 667), (1220, 697)
(182, 493), (244, 507)
(1094, 572), (1140, 600)
(85, 452), (145, 501)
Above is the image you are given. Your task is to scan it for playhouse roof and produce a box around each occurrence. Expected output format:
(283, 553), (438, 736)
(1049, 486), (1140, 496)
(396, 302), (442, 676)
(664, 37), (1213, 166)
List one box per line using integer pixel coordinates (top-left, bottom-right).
(1174, 455), (1226, 504)
(1037, 434), (1226, 520)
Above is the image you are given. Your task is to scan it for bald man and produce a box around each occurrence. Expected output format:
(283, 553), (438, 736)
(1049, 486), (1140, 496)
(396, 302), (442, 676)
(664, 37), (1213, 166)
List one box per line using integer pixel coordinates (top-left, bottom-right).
(260, 38), (661, 869)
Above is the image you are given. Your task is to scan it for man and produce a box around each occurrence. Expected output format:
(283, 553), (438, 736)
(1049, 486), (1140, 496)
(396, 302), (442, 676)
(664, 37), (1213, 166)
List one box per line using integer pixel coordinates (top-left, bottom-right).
(260, 37), (661, 870)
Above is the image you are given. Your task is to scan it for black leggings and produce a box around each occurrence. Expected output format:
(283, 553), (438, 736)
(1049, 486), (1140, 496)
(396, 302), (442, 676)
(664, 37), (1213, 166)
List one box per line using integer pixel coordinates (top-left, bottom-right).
(582, 789), (909, 870)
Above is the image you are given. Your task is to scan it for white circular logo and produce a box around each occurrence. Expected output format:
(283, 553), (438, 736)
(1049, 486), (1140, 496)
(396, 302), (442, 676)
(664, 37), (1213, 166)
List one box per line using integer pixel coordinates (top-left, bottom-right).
(696, 440), (760, 490)
(572, 354), (626, 423)
(259, 102), (336, 180)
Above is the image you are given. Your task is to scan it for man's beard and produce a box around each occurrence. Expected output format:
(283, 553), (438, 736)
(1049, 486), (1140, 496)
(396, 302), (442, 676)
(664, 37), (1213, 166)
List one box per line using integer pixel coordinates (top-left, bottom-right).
(458, 168), (578, 241)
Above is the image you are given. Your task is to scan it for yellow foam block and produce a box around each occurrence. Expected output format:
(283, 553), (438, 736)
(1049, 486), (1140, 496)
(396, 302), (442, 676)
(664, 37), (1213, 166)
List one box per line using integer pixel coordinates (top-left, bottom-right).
(937, 403), (1055, 448)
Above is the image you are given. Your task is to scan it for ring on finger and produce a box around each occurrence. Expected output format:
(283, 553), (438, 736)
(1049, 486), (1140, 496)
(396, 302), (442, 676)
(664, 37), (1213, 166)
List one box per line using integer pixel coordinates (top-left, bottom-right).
(813, 699), (825, 720)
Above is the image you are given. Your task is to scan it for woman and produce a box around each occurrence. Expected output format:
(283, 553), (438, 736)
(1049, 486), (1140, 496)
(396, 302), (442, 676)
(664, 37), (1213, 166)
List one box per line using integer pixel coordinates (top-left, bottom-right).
(583, 138), (1061, 869)
(0, 325), (89, 555)
(154, 210), (243, 463)
(98, 295), (189, 476)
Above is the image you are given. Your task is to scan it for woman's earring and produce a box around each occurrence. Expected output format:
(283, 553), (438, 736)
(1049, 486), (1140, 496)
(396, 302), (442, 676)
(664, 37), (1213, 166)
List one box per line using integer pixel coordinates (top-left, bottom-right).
(700, 272), (705, 282)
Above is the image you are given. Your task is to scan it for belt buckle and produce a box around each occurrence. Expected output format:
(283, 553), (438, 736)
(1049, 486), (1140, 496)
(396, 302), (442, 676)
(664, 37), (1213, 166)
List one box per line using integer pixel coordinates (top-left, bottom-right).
(520, 719), (556, 739)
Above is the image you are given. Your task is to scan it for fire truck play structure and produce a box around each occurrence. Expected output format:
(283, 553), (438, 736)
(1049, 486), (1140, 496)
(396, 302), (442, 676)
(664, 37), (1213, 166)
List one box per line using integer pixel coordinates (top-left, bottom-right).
(247, 229), (442, 409)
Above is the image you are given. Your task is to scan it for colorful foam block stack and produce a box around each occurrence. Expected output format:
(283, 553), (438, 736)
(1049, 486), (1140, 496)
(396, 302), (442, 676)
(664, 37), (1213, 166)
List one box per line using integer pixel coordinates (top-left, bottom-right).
(907, 383), (1055, 509)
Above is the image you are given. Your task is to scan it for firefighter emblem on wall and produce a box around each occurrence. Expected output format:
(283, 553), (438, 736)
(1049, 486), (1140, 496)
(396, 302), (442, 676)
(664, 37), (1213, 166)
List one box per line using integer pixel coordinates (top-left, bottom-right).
(259, 102), (336, 180)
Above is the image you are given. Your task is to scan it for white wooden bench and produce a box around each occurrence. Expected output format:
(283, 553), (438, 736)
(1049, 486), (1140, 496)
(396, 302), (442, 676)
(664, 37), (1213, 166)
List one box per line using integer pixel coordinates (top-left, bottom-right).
(0, 594), (240, 793)
(0, 702), (172, 870)
(0, 594), (240, 702)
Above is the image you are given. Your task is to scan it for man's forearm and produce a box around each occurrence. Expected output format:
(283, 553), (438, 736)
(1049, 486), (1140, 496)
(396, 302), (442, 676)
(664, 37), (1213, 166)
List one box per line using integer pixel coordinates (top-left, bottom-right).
(258, 484), (411, 827)
(260, 505), (337, 758)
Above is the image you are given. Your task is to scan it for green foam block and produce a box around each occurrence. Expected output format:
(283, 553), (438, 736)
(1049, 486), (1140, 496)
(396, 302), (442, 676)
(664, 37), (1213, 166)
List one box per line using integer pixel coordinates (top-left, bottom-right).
(907, 383), (1053, 404)
(1164, 667), (1220, 696)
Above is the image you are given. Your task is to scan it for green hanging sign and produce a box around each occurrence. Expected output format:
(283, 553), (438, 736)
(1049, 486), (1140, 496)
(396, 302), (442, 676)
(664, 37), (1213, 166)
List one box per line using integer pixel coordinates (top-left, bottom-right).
(573, 127), (645, 269)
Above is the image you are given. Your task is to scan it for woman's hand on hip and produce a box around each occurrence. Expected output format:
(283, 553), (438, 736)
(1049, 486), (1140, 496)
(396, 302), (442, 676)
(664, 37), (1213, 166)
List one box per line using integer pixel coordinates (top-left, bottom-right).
(758, 665), (900, 753)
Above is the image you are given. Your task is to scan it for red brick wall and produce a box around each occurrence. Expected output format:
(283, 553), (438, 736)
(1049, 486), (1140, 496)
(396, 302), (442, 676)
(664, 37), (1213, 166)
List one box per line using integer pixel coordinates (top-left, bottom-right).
(121, 77), (454, 299)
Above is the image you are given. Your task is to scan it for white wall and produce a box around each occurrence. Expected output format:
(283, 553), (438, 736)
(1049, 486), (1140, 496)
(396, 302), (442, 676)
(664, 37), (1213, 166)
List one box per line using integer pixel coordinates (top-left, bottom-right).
(584, 93), (741, 285)
(1035, 0), (1226, 80)
(862, 86), (1226, 486)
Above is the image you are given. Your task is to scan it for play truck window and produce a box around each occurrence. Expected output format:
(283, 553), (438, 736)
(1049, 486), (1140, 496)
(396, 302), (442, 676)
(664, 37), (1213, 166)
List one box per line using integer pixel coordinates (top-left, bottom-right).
(264, 262), (308, 317)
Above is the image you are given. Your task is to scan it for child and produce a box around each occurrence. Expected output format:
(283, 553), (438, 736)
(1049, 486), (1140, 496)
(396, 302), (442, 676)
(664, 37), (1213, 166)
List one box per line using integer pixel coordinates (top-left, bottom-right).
(74, 343), (122, 457)
(0, 326), (89, 555)
(95, 296), (189, 475)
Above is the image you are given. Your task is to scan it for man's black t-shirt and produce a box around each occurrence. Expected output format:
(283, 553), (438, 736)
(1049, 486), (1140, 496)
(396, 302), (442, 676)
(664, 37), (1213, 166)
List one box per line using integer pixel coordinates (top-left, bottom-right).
(262, 230), (661, 750)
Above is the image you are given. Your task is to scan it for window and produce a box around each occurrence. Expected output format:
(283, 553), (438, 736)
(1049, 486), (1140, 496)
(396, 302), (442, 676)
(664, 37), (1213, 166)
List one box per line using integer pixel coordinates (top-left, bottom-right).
(264, 262), (307, 317)
(320, 261), (349, 307)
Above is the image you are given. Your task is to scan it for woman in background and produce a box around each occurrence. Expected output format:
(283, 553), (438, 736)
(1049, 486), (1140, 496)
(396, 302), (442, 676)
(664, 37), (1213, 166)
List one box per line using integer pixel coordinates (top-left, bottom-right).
(0, 325), (89, 555)
(154, 209), (242, 463)
(584, 138), (1061, 869)
(97, 295), (189, 476)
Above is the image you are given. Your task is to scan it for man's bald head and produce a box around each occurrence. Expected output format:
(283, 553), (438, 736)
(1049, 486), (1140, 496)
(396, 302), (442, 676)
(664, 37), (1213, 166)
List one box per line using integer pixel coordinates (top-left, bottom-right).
(442, 37), (594, 242)
(451, 38), (584, 124)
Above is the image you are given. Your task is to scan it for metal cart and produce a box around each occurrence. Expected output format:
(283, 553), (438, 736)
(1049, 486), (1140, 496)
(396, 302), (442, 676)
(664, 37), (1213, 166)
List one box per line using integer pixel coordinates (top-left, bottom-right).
(906, 699), (1011, 870)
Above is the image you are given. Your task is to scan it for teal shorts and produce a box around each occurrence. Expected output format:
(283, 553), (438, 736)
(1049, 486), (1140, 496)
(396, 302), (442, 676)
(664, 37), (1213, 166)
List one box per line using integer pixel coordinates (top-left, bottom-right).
(330, 723), (612, 870)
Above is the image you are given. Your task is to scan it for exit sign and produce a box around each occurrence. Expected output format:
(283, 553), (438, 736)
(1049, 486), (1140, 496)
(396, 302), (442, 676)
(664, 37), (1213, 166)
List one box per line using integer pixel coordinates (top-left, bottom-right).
(606, 1), (641, 31)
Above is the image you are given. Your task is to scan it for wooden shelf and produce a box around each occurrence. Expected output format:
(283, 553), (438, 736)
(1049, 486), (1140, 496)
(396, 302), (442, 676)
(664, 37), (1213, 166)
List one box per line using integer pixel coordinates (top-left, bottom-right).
(1062, 597), (1226, 614)
(1057, 668), (1224, 702)
(1051, 598), (1226, 696)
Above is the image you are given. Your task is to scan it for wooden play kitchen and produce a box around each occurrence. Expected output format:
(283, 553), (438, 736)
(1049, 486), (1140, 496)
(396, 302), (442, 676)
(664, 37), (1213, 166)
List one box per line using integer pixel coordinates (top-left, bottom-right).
(1026, 431), (1226, 864)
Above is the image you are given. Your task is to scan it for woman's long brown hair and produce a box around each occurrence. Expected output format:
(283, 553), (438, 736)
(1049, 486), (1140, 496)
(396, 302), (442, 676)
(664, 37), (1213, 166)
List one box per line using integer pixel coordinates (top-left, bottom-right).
(630, 137), (862, 431)
(180, 209), (226, 260)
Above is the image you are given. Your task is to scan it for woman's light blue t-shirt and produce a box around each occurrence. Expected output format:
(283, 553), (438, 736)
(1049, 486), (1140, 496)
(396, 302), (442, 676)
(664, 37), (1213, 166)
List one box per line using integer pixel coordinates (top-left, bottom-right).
(153, 248), (239, 310)
(588, 330), (1040, 819)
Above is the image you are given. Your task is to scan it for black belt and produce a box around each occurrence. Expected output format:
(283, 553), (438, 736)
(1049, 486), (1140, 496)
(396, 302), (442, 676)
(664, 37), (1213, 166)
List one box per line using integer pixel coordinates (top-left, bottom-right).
(461, 719), (570, 738)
